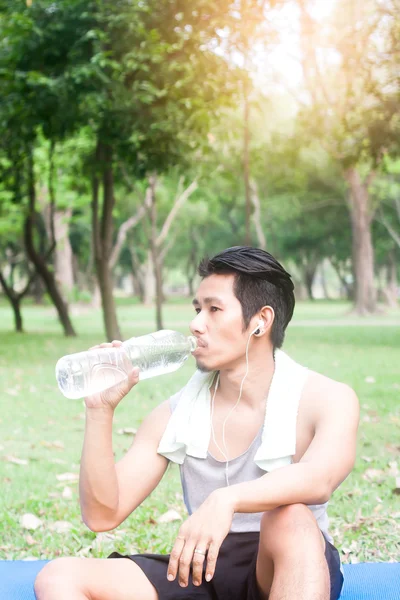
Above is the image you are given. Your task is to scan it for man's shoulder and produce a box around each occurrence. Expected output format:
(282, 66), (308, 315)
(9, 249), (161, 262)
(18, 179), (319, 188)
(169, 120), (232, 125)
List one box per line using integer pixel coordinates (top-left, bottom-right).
(302, 368), (359, 418)
(306, 369), (356, 396)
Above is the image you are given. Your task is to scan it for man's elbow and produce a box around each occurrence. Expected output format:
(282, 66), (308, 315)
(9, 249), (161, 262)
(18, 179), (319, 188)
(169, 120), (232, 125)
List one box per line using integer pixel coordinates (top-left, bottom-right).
(324, 467), (354, 502)
(307, 468), (336, 504)
(305, 478), (331, 504)
(318, 485), (331, 504)
(82, 516), (116, 533)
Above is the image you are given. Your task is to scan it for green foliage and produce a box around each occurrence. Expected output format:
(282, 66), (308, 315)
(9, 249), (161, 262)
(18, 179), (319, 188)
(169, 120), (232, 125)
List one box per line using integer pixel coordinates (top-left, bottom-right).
(296, 0), (400, 170)
(0, 0), (398, 312)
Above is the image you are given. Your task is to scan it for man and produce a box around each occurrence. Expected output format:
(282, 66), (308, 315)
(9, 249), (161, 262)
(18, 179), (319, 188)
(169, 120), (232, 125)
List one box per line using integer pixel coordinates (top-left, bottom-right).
(34, 246), (359, 600)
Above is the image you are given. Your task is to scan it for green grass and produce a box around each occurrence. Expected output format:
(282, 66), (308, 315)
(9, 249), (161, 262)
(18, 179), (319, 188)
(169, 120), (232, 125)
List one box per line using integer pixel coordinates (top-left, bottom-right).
(0, 298), (399, 564)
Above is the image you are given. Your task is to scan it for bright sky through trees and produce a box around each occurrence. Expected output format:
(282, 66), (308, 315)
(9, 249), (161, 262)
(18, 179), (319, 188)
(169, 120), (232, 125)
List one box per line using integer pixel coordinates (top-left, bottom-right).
(255, 0), (336, 90)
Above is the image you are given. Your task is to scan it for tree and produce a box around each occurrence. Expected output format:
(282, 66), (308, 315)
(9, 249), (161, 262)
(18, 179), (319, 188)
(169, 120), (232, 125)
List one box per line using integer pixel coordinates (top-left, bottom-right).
(0, 198), (37, 332)
(294, 0), (400, 314)
(67, 0), (241, 339)
(0, 0), (96, 335)
(0, 0), (242, 339)
(371, 156), (400, 306)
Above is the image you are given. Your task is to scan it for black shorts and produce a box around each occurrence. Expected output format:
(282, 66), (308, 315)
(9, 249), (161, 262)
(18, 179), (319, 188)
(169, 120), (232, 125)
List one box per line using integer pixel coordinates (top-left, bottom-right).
(107, 530), (344, 600)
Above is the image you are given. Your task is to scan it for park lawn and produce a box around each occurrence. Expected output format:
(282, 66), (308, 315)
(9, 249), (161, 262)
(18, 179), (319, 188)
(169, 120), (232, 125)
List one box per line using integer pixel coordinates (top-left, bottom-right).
(0, 299), (399, 564)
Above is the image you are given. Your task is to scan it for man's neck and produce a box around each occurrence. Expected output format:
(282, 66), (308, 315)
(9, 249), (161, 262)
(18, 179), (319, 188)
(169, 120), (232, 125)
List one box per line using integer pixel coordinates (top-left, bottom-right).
(216, 348), (275, 410)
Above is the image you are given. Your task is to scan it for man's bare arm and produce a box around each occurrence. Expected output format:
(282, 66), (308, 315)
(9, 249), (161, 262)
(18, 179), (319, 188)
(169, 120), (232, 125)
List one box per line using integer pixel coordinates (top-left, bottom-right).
(216, 379), (360, 513)
(80, 399), (171, 532)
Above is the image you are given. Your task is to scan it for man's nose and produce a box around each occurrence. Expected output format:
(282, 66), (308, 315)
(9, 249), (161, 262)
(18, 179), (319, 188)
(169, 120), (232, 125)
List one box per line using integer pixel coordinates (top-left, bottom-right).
(190, 313), (206, 334)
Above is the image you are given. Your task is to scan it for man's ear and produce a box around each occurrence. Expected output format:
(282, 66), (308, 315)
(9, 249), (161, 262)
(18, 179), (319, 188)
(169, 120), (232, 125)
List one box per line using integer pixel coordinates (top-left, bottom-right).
(259, 306), (275, 332)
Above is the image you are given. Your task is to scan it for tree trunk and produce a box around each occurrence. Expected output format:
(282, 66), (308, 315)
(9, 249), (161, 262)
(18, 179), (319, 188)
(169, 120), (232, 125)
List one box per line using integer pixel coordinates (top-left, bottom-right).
(148, 175), (163, 330)
(320, 260), (330, 300)
(53, 208), (74, 302)
(143, 251), (155, 306)
(91, 281), (102, 309)
(243, 78), (251, 246)
(300, 257), (318, 300)
(31, 273), (45, 304)
(345, 167), (377, 314)
(8, 261), (16, 290)
(382, 250), (398, 308)
(109, 193), (150, 270)
(153, 175), (198, 308)
(187, 275), (195, 297)
(186, 231), (199, 297)
(131, 267), (145, 302)
(29, 210), (47, 305)
(24, 149), (76, 337)
(92, 141), (122, 341)
(71, 253), (79, 289)
(128, 243), (145, 302)
(97, 256), (121, 337)
(304, 271), (315, 300)
(330, 258), (354, 301)
(387, 251), (398, 307)
(10, 294), (23, 332)
(186, 258), (196, 298)
(287, 261), (308, 301)
(0, 271), (24, 332)
(42, 206), (75, 304)
(250, 179), (266, 250)
(159, 256), (168, 304)
(139, 173), (197, 314)
(84, 216), (101, 308)
(294, 280), (308, 301)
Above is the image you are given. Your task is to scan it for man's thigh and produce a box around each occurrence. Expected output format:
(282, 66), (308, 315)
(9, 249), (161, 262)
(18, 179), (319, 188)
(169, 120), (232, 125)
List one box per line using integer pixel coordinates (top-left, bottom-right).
(34, 556), (158, 600)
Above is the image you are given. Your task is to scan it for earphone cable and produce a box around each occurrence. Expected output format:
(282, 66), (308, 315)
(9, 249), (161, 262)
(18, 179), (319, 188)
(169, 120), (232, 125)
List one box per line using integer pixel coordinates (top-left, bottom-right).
(210, 330), (253, 486)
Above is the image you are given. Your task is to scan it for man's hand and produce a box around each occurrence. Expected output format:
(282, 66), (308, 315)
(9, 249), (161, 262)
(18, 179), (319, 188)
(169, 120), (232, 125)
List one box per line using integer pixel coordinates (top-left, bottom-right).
(167, 489), (235, 587)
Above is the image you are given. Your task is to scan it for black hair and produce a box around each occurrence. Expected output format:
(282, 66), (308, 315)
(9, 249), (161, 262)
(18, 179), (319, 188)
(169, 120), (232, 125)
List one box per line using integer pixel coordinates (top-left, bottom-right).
(197, 246), (295, 348)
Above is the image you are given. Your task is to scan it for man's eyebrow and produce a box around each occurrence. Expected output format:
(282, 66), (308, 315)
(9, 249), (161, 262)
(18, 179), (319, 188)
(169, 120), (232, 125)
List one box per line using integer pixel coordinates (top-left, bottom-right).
(192, 296), (225, 306)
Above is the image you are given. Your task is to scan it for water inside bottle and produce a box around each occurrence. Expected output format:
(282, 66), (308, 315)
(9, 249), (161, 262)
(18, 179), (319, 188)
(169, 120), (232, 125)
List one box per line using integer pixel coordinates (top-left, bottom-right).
(56, 331), (197, 399)
(56, 348), (131, 399)
(125, 340), (190, 380)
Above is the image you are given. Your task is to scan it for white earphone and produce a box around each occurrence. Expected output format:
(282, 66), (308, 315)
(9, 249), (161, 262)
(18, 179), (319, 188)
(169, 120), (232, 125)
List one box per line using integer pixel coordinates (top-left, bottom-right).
(252, 319), (264, 336)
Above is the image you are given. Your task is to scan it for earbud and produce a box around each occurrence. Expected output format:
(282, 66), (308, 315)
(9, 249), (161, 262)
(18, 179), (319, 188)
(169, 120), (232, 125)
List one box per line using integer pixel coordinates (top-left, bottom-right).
(252, 319), (265, 336)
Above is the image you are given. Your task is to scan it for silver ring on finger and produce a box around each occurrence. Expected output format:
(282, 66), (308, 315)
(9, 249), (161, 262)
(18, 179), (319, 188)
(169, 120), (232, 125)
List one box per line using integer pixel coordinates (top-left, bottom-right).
(194, 548), (207, 555)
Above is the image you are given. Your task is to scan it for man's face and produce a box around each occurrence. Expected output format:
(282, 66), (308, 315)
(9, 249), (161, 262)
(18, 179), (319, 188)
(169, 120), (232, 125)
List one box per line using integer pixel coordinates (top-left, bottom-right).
(189, 274), (252, 373)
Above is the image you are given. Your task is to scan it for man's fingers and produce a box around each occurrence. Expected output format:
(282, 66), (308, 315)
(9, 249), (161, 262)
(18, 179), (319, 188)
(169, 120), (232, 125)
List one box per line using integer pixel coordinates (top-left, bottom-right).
(205, 541), (220, 582)
(89, 341), (123, 350)
(167, 537), (186, 582)
(167, 535), (221, 587)
(177, 542), (196, 588)
(191, 541), (208, 586)
(127, 367), (140, 389)
(88, 343), (110, 350)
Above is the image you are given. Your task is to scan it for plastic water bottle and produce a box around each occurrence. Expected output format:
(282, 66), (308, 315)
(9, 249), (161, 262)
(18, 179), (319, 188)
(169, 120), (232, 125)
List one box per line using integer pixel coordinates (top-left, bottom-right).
(55, 330), (198, 400)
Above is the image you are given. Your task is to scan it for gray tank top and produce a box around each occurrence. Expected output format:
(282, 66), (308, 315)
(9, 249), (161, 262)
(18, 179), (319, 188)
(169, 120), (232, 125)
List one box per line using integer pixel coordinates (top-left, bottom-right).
(169, 392), (334, 544)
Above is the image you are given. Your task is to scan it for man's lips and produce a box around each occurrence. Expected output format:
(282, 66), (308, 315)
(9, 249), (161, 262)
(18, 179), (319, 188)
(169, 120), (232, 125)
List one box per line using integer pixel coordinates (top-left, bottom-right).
(195, 338), (207, 348)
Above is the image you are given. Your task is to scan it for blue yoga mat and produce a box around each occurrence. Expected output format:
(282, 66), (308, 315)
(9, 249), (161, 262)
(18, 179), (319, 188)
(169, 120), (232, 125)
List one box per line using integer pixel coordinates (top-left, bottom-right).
(0, 560), (399, 599)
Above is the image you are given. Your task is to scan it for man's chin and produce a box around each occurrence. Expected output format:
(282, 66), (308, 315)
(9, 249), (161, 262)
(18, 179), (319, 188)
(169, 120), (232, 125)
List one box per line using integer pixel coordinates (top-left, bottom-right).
(195, 358), (214, 373)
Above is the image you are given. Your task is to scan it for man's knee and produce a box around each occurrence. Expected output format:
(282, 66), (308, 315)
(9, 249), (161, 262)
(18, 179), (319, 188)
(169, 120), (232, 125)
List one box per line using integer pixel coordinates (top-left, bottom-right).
(34, 555), (159, 600)
(34, 557), (81, 597)
(260, 503), (323, 555)
(261, 503), (316, 531)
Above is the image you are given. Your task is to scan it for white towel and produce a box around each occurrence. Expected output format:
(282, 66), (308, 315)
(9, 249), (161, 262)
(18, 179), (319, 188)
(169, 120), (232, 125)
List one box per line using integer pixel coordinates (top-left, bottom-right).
(157, 349), (309, 472)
